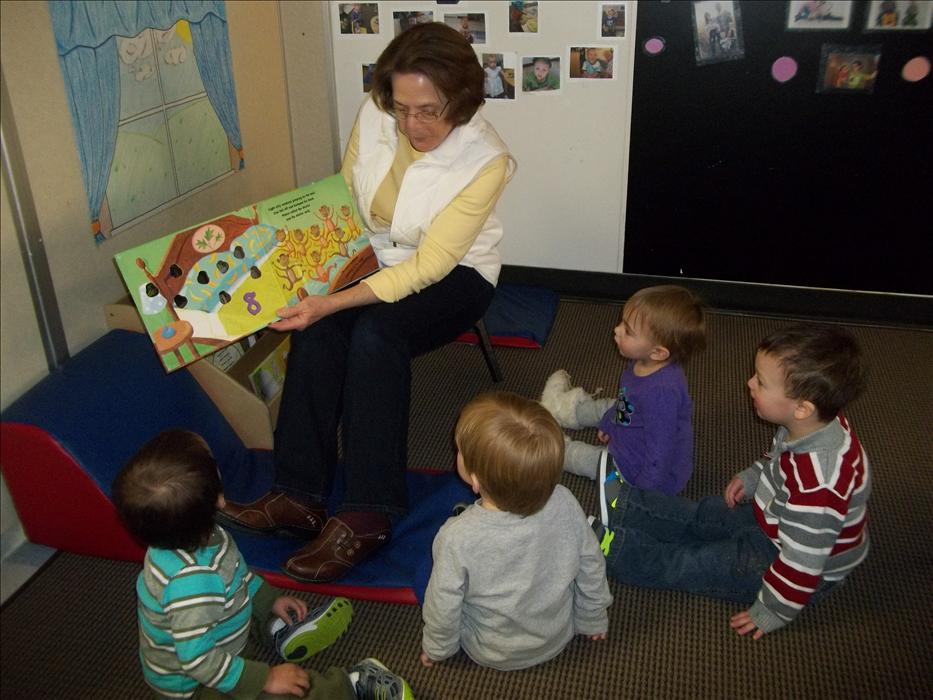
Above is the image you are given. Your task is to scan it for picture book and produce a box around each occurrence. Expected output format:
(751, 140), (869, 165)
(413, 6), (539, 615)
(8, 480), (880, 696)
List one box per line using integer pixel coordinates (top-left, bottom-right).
(114, 173), (376, 372)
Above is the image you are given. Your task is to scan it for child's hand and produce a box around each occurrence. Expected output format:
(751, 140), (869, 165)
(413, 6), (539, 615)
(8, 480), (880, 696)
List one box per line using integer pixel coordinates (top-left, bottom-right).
(588, 632), (607, 641)
(729, 610), (766, 640)
(419, 651), (435, 667)
(272, 595), (308, 624)
(723, 477), (745, 508)
(265, 663), (310, 696)
(597, 430), (610, 444)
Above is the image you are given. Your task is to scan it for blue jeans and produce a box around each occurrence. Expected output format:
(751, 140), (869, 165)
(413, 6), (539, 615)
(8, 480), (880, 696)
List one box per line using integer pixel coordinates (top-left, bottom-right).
(605, 484), (778, 604)
(273, 265), (494, 516)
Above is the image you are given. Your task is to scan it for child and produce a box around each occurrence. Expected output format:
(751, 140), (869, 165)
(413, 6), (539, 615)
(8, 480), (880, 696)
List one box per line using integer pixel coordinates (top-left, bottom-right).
(113, 430), (414, 700)
(541, 285), (706, 497)
(484, 55), (505, 99)
(581, 48), (607, 78)
(420, 392), (612, 671)
(523, 57), (559, 91)
(593, 324), (870, 638)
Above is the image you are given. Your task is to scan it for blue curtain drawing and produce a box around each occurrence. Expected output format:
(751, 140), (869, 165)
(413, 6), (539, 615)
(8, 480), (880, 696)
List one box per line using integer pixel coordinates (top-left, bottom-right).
(49, 0), (242, 243)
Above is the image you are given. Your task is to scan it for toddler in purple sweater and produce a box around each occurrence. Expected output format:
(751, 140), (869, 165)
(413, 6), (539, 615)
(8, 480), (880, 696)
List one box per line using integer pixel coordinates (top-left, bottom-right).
(541, 285), (705, 496)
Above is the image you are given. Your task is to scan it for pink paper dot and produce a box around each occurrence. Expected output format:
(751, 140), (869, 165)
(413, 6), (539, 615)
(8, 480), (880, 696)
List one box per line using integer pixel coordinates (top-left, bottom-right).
(643, 37), (666, 55)
(771, 57), (798, 83)
(902, 56), (931, 82)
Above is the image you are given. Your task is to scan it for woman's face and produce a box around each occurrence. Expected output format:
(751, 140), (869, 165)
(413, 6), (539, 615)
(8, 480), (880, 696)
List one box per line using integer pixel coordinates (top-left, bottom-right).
(390, 72), (455, 153)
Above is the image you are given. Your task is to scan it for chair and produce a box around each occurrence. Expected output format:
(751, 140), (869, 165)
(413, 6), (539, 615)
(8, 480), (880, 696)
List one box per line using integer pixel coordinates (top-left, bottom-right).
(474, 318), (503, 382)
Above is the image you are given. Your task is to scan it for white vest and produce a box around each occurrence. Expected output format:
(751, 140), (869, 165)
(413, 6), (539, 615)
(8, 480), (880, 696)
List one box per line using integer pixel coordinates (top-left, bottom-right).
(351, 97), (513, 286)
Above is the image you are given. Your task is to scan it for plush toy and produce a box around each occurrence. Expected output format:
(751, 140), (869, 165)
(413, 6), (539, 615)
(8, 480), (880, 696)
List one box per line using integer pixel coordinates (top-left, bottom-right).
(540, 369), (596, 429)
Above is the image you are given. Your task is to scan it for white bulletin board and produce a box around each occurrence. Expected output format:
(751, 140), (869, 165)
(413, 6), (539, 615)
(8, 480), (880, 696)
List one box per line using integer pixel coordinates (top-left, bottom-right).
(292, 1), (638, 274)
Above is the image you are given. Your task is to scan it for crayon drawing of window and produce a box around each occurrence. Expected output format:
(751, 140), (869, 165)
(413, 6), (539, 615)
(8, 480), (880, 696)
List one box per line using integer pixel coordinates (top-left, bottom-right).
(50, 1), (244, 243)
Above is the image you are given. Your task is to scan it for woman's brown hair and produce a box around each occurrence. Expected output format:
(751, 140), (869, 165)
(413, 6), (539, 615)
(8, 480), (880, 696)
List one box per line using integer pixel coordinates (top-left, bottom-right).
(371, 22), (485, 126)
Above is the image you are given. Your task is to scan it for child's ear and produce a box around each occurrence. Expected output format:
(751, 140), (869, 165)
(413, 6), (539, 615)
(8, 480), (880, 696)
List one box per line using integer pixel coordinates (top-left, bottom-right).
(793, 400), (817, 421)
(650, 345), (671, 362)
(469, 473), (482, 495)
(216, 493), (226, 509)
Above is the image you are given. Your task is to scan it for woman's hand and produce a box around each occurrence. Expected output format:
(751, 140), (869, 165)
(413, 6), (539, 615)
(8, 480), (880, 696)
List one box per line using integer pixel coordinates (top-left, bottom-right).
(269, 282), (380, 332)
(270, 295), (335, 332)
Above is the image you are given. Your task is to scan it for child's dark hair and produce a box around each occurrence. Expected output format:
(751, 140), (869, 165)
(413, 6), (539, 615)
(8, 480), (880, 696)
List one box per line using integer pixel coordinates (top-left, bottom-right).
(624, 285), (706, 363)
(112, 430), (222, 551)
(455, 392), (564, 516)
(533, 56), (552, 67)
(758, 324), (866, 422)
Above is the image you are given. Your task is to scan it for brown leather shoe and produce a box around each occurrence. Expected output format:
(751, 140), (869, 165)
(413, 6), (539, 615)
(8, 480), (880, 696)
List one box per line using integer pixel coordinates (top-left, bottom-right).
(216, 491), (325, 538)
(283, 517), (391, 582)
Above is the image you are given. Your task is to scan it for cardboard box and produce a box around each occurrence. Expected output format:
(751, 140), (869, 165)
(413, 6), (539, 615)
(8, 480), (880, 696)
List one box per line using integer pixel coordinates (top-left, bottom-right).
(105, 297), (281, 450)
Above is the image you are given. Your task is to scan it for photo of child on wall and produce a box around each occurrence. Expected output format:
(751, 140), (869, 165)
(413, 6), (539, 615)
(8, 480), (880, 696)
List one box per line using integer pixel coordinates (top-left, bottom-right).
(691, 0), (745, 66)
(483, 53), (516, 100)
(338, 3), (379, 35)
(817, 45), (881, 93)
(600, 3), (626, 37)
(522, 56), (561, 92)
(392, 11), (433, 37)
(864, 0), (933, 30)
(444, 13), (487, 45)
(509, 1), (539, 33)
(570, 47), (614, 79)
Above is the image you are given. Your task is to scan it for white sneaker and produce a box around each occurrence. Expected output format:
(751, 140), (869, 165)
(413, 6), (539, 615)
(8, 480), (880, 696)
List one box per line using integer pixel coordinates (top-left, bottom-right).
(540, 370), (590, 429)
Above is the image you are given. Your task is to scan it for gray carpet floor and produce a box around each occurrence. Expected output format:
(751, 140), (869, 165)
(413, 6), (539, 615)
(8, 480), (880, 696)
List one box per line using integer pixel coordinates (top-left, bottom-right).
(2, 299), (932, 699)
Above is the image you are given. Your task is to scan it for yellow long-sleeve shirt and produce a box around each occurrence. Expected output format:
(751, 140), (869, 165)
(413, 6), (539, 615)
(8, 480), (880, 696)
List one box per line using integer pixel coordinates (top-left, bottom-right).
(340, 117), (510, 303)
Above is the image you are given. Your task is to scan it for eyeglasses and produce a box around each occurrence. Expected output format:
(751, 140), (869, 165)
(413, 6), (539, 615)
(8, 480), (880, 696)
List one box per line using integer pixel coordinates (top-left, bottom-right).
(390, 102), (449, 123)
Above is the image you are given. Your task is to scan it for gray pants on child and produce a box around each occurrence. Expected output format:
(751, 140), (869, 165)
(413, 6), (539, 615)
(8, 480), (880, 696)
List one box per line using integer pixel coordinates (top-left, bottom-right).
(563, 396), (615, 480)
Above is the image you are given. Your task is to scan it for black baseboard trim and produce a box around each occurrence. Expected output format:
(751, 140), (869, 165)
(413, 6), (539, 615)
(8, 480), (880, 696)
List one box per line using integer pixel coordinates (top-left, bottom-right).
(499, 266), (933, 329)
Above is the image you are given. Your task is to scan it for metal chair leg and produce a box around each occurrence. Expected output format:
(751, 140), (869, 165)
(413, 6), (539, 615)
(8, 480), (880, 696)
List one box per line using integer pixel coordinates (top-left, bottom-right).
(474, 318), (503, 383)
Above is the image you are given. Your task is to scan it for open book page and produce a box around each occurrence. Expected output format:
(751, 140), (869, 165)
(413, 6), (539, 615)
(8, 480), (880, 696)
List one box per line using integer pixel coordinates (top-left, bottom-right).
(114, 173), (376, 372)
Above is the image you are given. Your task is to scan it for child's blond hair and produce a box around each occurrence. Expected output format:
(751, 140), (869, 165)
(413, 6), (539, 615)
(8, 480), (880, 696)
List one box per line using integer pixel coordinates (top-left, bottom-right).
(455, 392), (564, 516)
(624, 285), (706, 363)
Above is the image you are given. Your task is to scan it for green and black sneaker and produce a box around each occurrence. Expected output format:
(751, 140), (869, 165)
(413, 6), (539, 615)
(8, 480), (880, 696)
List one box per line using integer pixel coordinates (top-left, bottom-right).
(274, 596), (353, 662)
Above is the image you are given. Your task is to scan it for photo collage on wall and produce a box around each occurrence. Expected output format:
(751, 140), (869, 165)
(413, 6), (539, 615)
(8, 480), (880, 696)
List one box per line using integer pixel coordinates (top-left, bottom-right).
(673, 1), (932, 93)
(335, 1), (629, 99)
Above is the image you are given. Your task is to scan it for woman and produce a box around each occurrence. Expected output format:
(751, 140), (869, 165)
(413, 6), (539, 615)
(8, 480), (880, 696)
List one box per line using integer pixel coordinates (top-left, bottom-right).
(219, 23), (515, 582)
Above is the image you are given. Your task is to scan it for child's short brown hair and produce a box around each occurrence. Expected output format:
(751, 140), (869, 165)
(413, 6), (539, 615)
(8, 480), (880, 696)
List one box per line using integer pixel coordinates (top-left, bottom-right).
(455, 392), (564, 516)
(624, 285), (706, 363)
(112, 430), (222, 551)
(758, 324), (866, 422)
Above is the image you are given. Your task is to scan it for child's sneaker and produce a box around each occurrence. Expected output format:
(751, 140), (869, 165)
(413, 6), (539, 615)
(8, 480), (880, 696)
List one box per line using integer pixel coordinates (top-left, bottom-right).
(588, 515), (615, 557)
(349, 658), (415, 700)
(540, 370), (590, 429)
(274, 597), (353, 662)
(598, 450), (625, 527)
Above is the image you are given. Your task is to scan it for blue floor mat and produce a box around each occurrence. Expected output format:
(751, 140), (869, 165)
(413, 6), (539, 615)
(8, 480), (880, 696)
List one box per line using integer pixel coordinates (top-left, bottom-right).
(222, 454), (472, 605)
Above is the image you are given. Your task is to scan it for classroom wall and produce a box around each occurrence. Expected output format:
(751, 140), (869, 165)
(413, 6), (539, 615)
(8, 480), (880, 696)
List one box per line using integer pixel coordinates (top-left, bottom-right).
(318, 0), (639, 274)
(0, 1), (335, 555)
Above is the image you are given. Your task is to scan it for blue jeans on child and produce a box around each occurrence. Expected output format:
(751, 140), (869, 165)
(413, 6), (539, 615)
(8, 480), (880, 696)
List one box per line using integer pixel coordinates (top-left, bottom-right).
(604, 483), (779, 604)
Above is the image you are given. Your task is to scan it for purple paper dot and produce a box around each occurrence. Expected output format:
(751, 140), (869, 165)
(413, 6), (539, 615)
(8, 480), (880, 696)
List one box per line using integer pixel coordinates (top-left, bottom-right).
(771, 57), (798, 83)
(643, 37), (666, 56)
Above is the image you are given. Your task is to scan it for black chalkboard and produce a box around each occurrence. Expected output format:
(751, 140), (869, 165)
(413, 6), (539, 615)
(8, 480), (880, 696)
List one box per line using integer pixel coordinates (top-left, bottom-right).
(624, 1), (932, 295)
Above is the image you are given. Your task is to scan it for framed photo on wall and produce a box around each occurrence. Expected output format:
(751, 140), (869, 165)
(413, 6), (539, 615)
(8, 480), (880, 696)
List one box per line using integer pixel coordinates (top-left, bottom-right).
(786, 1), (853, 30)
(816, 44), (882, 93)
(691, 1), (745, 66)
(600, 3), (626, 38)
(337, 3), (380, 35)
(864, 0), (933, 31)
